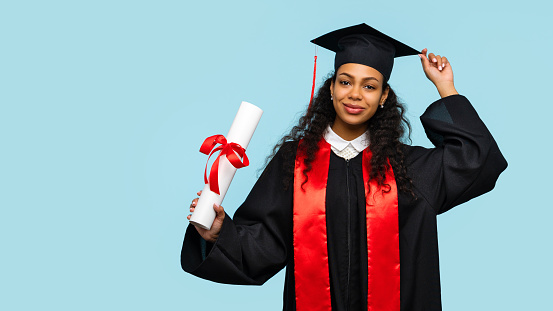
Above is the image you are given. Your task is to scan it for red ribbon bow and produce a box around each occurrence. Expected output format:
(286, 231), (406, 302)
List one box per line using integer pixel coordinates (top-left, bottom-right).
(200, 134), (249, 195)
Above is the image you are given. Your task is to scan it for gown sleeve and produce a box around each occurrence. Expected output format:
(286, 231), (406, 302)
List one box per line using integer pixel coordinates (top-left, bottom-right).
(406, 94), (508, 214)
(180, 143), (295, 285)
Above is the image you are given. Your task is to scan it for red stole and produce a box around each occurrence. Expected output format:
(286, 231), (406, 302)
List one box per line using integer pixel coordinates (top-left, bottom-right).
(293, 139), (400, 311)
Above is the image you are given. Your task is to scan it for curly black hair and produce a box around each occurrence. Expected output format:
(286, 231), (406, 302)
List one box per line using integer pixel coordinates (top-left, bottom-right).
(266, 72), (415, 198)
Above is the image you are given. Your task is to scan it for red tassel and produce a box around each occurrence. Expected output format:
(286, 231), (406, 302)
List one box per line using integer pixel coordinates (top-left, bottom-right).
(308, 55), (317, 110)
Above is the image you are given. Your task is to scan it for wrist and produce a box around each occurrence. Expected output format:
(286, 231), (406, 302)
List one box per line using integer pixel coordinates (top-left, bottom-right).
(435, 82), (458, 98)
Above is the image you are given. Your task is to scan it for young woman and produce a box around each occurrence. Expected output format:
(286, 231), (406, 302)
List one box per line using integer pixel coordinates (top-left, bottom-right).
(181, 24), (507, 311)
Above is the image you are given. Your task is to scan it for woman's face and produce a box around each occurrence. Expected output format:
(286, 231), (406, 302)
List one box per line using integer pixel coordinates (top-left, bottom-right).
(330, 63), (389, 134)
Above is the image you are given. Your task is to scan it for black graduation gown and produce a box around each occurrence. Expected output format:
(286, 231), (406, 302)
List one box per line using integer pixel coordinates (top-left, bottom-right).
(181, 95), (508, 311)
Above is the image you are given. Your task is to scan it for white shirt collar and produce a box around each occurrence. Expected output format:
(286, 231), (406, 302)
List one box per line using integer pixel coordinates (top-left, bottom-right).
(323, 125), (370, 152)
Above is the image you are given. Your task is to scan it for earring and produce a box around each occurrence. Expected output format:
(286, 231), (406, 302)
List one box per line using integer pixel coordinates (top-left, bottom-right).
(331, 95), (333, 101)
(380, 104), (384, 108)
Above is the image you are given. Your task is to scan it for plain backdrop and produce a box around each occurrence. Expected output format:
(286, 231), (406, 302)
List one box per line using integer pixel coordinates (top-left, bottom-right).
(1, 0), (551, 310)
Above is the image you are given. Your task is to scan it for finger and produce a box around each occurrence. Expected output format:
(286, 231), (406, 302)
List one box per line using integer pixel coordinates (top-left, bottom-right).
(420, 48), (428, 57)
(187, 214), (191, 220)
(197, 190), (202, 196)
(214, 203), (225, 219)
(190, 206), (195, 212)
(418, 52), (431, 69)
(428, 53), (437, 65)
(442, 56), (449, 68)
(434, 55), (442, 70)
(191, 198), (198, 207)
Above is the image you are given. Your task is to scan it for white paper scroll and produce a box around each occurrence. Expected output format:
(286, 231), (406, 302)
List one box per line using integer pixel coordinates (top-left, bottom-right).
(190, 101), (263, 230)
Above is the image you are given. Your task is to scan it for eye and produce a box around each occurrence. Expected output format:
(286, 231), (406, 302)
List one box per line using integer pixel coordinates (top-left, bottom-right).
(339, 80), (351, 86)
(364, 85), (375, 90)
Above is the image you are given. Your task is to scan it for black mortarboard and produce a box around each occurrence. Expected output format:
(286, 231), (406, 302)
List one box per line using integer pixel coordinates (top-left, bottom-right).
(311, 23), (419, 81)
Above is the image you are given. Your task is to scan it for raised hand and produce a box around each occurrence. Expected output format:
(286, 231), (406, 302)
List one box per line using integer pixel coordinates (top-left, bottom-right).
(419, 48), (458, 98)
(187, 190), (225, 243)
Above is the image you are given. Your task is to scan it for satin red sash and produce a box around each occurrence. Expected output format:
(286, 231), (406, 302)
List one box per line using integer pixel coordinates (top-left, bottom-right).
(293, 139), (400, 311)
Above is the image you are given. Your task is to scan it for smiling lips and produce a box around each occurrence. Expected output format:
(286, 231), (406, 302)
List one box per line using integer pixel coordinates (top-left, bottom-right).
(343, 103), (365, 114)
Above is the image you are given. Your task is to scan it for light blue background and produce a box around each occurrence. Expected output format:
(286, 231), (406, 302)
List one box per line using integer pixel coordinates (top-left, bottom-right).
(1, 0), (551, 310)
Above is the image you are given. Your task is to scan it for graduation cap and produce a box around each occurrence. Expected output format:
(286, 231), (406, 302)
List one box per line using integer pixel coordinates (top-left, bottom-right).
(311, 23), (419, 82)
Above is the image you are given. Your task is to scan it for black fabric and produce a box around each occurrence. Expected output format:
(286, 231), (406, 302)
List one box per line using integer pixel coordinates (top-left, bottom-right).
(311, 23), (419, 81)
(181, 95), (507, 311)
(334, 34), (396, 82)
(326, 151), (366, 311)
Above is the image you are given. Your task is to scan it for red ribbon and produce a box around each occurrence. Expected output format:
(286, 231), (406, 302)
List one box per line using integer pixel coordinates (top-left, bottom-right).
(199, 135), (249, 195)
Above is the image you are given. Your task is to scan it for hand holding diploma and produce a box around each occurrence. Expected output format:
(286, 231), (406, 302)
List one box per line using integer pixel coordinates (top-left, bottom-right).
(188, 190), (225, 242)
(188, 101), (263, 231)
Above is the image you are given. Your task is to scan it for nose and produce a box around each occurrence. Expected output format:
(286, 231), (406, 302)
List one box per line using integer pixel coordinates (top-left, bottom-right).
(348, 85), (362, 101)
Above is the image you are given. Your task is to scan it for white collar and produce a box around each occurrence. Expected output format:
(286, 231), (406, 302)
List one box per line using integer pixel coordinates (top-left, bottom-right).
(323, 125), (370, 152)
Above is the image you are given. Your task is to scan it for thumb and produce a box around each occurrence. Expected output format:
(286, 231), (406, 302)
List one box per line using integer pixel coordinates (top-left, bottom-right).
(419, 53), (431, 70)
(214, 203), (225, 220)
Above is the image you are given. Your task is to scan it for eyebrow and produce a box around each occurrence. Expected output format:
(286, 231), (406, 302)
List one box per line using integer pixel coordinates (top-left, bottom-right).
(338, 72), (380, 82)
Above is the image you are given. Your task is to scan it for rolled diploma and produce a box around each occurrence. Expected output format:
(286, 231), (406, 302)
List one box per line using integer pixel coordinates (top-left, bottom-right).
(189, 101), (263, 230)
